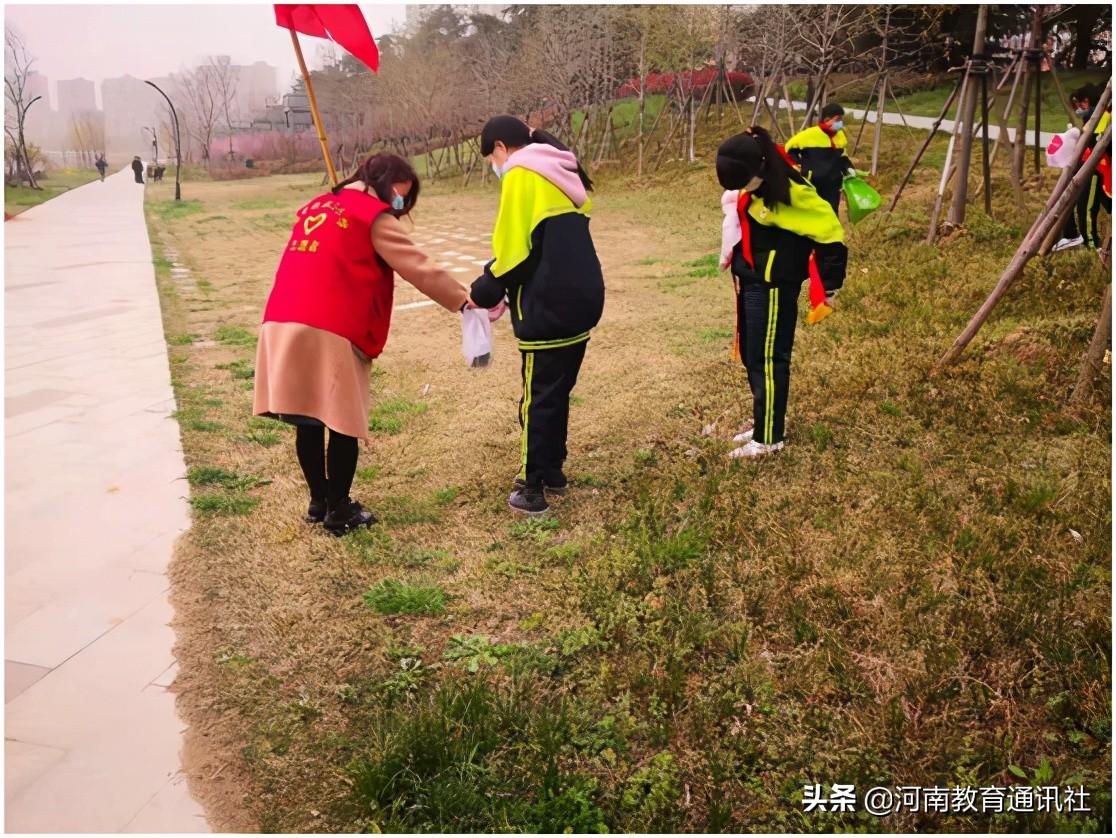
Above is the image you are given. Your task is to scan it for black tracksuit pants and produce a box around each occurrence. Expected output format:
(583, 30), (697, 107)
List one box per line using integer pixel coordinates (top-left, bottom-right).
(518, 342), (587, 485)
(1061, 170), (1111, 248)
(738, 280), (803, 445)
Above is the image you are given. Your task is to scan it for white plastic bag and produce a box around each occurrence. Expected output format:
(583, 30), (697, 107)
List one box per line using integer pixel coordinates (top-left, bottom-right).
(1046, 126), (1081, 168)
(461, 308), (493, 367)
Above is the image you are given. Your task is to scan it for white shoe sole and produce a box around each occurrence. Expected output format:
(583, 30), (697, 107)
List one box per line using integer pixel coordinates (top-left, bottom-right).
(728, 441), (785, 459)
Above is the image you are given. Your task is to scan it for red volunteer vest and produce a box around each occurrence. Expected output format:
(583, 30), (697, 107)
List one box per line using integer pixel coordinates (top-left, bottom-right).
(263, 189), (394, 358)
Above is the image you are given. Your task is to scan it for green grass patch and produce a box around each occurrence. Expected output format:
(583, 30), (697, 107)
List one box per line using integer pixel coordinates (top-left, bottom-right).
(189, 492), (259, 516)
(363, 579), (448, 615)
(216, 359), (254, 380)
(378, 494), (444, 526)
(167, 333), (196, 345)
(214, 324), (257, 346)
(187, 466), (267, 491)
(369, 397), (429, 434)
(149, 199), (205, 220)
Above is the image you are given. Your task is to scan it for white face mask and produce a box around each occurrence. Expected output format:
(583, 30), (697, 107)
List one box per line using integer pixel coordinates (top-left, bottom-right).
(491, 161), (503, 180)
(743, 174), (764, 193)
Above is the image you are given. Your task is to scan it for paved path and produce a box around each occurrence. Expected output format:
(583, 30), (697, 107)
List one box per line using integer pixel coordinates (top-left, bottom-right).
(5, 167), (208, 831)
(761, 97), (1059, 147)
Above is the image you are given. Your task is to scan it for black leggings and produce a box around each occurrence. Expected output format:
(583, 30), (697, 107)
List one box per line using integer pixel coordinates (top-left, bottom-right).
(295, 425), (358, 506)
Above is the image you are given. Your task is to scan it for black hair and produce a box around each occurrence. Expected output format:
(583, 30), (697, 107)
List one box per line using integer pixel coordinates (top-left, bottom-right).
(1071, 83), (1101, 108)
(715, 126), (802, 209)
(479, 115), (594, 192)
(333, 152), (420, 216)
(820, 102), (845, 121)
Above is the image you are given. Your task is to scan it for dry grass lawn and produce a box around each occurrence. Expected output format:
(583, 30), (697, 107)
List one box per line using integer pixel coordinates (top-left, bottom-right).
(144, 119), (1110, 832)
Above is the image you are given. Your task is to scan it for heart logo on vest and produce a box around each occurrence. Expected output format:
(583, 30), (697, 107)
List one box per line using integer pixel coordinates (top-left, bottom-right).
(303, 213), (327, 236)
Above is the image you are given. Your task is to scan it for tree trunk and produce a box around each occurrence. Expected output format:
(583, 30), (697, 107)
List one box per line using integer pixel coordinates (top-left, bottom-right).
(946, 4), (988, 228)
(939, 121), (1111, 367)
(1069, 283), (1112, 406)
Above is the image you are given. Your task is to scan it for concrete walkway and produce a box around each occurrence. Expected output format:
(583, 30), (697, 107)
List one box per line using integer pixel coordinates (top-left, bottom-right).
(761, 97), (1059, 147)
(4, 168), (207, 831)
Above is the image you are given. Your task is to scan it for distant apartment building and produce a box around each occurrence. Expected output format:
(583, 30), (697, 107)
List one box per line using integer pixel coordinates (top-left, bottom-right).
(57, 78), (97, 119)
(22, 70), (53, 146)
(235, 60), (279, 119)
(101, 74), (159, 154)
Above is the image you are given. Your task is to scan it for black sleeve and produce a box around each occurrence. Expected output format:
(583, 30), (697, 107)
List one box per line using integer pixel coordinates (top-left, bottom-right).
(471, 226), (544, 307)
(470, 260), (506, 308)
(814, 241), (848, 292)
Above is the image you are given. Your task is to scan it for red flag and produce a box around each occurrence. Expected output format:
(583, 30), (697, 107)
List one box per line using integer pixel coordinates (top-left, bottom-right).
(274, 4), (379, 72)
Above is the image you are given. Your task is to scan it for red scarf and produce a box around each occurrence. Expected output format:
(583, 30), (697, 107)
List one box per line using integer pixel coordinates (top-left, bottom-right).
(263, 189), (394, 357)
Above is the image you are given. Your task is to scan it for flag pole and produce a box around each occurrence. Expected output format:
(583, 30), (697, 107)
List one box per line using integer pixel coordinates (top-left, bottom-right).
(289, 29), (338, 186)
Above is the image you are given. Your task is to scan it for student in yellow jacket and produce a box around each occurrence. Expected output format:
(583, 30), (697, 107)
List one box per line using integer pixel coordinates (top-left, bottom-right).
(470, 116), (605, 515)
(784, 103), (854, 215)
(1053, 83), (1112, 252)
(716, 127), (847, 458)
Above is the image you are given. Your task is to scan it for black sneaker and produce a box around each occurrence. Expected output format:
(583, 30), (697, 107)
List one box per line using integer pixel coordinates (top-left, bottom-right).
(306, 499), (327, 524)
(323, 498), (378, 535)
(508, 485), (549, 516)
(514, 470), (568, 496)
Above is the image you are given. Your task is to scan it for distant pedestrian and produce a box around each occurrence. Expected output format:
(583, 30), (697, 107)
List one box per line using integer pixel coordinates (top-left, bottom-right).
(784, 103), (855, 215)
(95, 154), (107, 182)
(131, 155), (144, 184)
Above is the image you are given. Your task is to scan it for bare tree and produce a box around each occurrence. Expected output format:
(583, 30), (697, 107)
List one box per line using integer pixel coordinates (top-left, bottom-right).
(208, 55), (241, 160)
(796, 4), (873, 128)
(174, 65), (220, 163)
(4, 27), (40, 188)
(69, 111), (104, 166)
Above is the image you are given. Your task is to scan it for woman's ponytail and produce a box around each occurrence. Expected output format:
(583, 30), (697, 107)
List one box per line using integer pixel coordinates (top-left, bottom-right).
(529, 128), (594, 192)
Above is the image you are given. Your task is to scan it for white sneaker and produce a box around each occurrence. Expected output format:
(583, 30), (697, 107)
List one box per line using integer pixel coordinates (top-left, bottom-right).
(733, 427), (754, 443)
(1053, 235), (1084, 252)
(728, 440), (785, 459)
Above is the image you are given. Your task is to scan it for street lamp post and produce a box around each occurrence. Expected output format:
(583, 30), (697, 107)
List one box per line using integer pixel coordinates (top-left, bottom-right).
(144, 80), (181, 201)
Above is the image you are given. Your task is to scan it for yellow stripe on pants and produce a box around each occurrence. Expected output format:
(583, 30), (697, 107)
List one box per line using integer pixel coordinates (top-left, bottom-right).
(518, 351), (535, 481)
(764, 287), (778, 442)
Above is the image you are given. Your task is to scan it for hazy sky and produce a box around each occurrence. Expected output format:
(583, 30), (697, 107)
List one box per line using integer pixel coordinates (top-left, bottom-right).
(4, 2), (410, 108)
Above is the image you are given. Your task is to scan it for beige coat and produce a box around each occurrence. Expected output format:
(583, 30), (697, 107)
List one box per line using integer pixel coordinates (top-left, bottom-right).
(253, 189), (470, 439)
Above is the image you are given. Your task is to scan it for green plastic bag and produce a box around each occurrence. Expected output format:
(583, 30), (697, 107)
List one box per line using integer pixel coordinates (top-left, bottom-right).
(842, 175), (882, 224)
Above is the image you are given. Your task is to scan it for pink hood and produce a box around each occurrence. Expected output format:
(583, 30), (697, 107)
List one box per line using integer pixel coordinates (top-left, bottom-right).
(504, 144), (588, 208)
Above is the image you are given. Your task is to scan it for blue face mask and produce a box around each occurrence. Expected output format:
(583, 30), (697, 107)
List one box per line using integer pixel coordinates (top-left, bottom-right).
(1075, 107), (1090, 118)
(391, 192), (405, 211)
(830, 120), (844, 132)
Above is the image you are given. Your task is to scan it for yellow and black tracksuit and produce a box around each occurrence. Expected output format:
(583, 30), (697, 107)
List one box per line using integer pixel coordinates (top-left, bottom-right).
(471, 166), (605, 487)
(731, 178), (847, 445)
(784, 125), (852, 214)
(1062, 109), (1112, 249)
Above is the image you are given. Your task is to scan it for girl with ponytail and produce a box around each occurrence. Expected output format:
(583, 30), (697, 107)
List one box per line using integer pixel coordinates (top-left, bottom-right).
(715, 126), (848, 458)
(470, 115), (605, 515)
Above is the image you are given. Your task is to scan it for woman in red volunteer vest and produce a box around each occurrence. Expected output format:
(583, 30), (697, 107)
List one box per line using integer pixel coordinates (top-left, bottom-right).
(254, 154), (471, 535)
